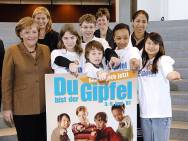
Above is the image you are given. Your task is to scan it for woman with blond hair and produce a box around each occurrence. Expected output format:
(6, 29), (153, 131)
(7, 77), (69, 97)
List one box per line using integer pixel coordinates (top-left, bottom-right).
(32, 6), (59, 52)
(2, 16), (51, 141)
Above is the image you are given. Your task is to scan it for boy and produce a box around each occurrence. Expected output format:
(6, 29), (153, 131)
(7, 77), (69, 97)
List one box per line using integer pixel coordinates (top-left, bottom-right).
(79, 14), (120, 69)
(54, 14), (120, 73)
(72, 106), (96, 140)
(94, 112), (121, 141)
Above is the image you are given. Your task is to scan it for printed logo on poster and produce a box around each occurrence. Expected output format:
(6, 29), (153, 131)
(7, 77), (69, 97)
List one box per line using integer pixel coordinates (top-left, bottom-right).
(45, 70), (137, 141)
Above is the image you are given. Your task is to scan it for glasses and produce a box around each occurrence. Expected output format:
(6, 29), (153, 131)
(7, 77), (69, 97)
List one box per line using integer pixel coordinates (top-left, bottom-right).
(81, 26), (95, 30)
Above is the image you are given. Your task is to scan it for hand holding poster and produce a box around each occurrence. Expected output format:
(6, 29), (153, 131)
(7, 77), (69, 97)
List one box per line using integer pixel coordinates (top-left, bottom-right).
(45, 70), (137, 141)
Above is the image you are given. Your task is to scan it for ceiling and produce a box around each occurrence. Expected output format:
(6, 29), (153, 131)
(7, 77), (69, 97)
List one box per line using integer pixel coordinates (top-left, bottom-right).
(0, 0), (112, 5)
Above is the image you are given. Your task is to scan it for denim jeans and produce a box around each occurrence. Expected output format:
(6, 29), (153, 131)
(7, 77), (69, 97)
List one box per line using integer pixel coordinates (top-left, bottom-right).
(141, 117), (171, 141)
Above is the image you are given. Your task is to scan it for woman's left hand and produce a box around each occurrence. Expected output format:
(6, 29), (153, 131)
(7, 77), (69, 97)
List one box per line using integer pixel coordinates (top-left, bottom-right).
(3, 110), (14, 126)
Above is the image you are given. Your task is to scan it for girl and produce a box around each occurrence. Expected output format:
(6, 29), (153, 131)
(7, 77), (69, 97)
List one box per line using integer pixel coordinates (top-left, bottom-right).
(113, 23), (141, 71)
(84, 40), (108, 80)
(51, 24), (83, 74)
(131, 10), (149, 51)
(32, 6), (59, 52)
(138, 32), (181, 141)
(111, 104), (133, 141)
(51, 113), (71, 141)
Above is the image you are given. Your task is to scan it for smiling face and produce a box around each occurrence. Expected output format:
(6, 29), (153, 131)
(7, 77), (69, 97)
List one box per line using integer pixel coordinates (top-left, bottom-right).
(62, 31), (77, 52)
(77, 111), (88, 124)
(133, 13), (148, 34)
(80, 21), (96, 41)
(145, 38), (160, 59)
(112, 109), (124, 122)
(20, 24), (38, 48)
(34, 13), (49, 30)
(87, 48), (103, 66)
(59, 115), (70, 129)
(97, 15), (109, 30)
(114, 28), (130, 49)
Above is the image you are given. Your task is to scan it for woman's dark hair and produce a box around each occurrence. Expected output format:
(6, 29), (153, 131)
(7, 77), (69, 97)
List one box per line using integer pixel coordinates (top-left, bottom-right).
(132, 10), (149, 22)
(57, 113), (70, 122)
(112, 23), (130, 38)
(111, 103), (125, 113)
(142, 32), (165, 73)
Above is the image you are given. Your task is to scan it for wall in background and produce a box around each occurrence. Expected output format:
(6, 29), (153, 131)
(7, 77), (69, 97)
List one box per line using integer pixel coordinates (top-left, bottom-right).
(168, 0), (188, 20)
(137, 0), (188, 21)
(119, 0), (131, 23)
(0, 3), (115, 22)
(0, 0), (132, 47)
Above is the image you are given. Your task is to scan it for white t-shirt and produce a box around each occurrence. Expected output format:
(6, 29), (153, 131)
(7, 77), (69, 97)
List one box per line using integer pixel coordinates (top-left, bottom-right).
(115, 46), (141, 70)
(138, 55), (174, 118)
(84, 62), (103, 79)
(51, 49), (83, 74)
(81, 36), (110, 50)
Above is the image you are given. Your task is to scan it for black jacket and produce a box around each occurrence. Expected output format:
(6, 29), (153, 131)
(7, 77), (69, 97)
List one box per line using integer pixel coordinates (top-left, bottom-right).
(94, 27), (115, 49)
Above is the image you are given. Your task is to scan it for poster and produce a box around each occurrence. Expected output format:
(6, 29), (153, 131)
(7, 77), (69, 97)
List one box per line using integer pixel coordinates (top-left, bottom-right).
(45, 70), (137, 141)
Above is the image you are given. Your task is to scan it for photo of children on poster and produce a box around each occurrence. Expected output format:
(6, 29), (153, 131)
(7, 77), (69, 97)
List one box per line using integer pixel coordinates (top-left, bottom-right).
(45, 70), (137, 141)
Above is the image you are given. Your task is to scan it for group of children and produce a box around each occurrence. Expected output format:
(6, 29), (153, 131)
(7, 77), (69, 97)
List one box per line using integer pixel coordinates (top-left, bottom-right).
(50, 10), (181, 141)
(51, 13), (141, 80)
(51, 105), (132, 141)
(1, 5), (182, 141)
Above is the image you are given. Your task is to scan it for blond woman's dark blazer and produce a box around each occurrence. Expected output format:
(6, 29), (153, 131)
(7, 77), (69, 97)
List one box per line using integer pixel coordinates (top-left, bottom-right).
(2, 43), (52, 115)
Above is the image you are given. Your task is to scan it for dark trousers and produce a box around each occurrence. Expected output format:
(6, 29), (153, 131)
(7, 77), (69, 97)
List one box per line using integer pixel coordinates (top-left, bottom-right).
(13, 112), (47, 141)
(137, 104), (144, 141)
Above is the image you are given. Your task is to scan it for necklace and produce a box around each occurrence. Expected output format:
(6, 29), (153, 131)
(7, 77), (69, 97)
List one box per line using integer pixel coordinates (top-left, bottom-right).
(29, 50), (36, 53)
(28, 47), (36, 53)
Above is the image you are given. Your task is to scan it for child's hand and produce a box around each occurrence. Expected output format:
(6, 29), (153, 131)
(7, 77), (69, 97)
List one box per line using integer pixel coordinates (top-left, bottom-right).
(130, 58), (140, 71)
(69, 61), (79, 74)
(167, 71), (182, 81)
(97, 71), (109, 81)
(109, 57), (121, 69)
(172, 71), (181, 80)
(119, 116), (131, 128)
(91, 131), (97, 136)
(77, 125), (85, 132)
(119, 122), (126, 128)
